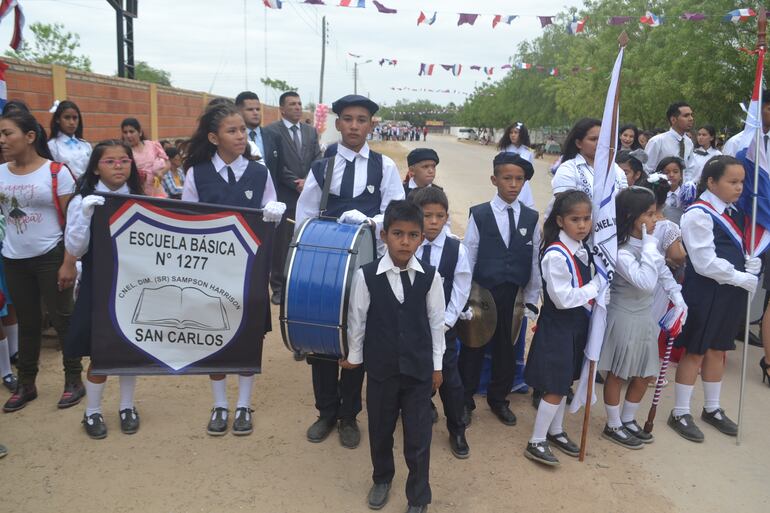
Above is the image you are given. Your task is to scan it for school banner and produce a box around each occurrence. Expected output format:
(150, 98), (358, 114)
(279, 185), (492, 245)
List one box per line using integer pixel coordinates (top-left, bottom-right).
(90, 193), (273, 375)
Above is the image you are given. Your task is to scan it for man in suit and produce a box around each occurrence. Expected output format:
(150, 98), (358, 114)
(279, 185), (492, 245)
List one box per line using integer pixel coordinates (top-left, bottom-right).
(265, 91), (322, 305)
(236, 91), (283, 180)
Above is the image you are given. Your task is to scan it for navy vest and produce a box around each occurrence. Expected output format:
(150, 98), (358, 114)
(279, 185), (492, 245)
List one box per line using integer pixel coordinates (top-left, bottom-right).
(684, 208), (746, 284)
(193, 160), (268, 208)
(310, 151), (383, 218)
(421, 236), (460, 342)
(540, 243), (593, 322)
(361, 259), (435, 382)
(470, 202), (538, 289)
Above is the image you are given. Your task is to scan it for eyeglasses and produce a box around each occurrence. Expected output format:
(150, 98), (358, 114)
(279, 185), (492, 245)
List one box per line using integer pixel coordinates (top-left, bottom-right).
(99, 158), (133, 167)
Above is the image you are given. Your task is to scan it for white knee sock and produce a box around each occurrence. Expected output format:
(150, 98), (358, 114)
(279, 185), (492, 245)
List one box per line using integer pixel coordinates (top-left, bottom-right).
(5, 323), (18, 356)
(605, 404), (622, 428)
(0, 338), (11, 377)
(530, 400), (560, 443)
(237, 375), (254, 409)
(702, 381), (722, 413)
(547, 397), (567, 436)
(673, 383), (694, 417)
(211, 378), (228, 411)
(621, 400), (641, 424)
(119, 376), (137, 411)
(85, 380), (106, 416)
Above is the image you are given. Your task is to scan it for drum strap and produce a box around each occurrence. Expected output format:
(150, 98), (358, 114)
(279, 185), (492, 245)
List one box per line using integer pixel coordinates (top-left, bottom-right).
(319, 157), (336, 215)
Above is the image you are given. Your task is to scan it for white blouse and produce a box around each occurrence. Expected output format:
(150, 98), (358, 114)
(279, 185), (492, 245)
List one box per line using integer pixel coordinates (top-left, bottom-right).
(48, 134), (92, 178)
(540, 231), (599, 310)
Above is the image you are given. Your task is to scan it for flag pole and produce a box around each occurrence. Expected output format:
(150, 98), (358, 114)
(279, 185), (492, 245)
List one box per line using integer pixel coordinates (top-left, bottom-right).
(578, 30), (628, 462)
(737, 7), (766, 446)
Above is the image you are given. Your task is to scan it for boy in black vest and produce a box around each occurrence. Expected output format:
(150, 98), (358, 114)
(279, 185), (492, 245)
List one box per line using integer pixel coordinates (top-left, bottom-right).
(295, 95), (405, 449)
(404, 148), (442, 198)
(409, 186), (470, 459)
(341, 200), (445, 513)
(459, 152), (541, 427)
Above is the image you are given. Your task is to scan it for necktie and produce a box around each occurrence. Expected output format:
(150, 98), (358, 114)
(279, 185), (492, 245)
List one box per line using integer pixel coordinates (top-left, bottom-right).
(678, 137), (685, 159)
(227, 165), (236, 185)
(506, 206), (515, 247)
(421, 244), (432, 267)
(249, 130), (257, 142)
(400, 270), (412, 299)
(340, 157), (356, 198)
(764, 134), (768, 153)
(290, 125), (302, 155)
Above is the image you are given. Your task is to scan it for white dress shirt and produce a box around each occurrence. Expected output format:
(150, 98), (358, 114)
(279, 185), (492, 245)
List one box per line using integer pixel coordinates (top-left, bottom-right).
(644, 128), (694, 174)
(48, 134), (92, 178)
(294, 142), (405, 230)
(346, 252), (446, 371)
(540, 231), (599, 310)
(502, 144), (534, 163)
(680, 190), (755, 289)
(282, 118), (302, 147)
(722, 130), (746, 157)
(463, 194), (542, 305)
(552, 154), (628, 196)
(416, 230), (472, 328)
(65, 181), (130, 258)
(688, 146), (721, 183)
(616, 237), (681, 297)
(181, 153), (276, 206)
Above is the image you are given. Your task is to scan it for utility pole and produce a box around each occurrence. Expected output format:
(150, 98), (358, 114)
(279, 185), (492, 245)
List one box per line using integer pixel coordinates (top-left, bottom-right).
(353, 62), (358, 95)
(107, 0), (138, 79)
(319, 16), (327, 103)
(243, 0), (248, 90)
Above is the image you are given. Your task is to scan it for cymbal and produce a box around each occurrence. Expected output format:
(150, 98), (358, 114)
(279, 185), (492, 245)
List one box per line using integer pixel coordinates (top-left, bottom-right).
(457, 282), (497, 348)
(511, 289), (526, 346)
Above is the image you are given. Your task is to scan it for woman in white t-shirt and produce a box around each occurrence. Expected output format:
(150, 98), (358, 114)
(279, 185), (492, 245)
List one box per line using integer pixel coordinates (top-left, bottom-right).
(0, 109), (84, 413)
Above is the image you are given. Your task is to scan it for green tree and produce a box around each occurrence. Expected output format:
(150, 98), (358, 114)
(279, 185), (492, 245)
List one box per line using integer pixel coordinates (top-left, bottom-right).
(379, 99), (458, 125)
(133, 61), (172, 86)
(4, 22), (91, 71)
(260, 77), (296, 93)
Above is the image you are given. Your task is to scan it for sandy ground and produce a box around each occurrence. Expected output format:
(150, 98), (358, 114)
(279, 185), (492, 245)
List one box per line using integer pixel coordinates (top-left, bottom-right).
(0, 135), (767, 513)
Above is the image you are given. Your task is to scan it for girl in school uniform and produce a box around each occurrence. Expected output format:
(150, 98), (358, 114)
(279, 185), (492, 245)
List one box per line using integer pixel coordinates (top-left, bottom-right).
(181, 102), (284, 437)
(669, 156), (761, 442)
(524, 190), (601, 466)
(496, 121), (536, 208)
(598, 187), (685, 449)
(615, 150), (648, 187)
(690, 125), (721, 184)
(657, 156), (696, 225)
(618, 124), (642, 151)
(64, 140), (145, 438)
(48, 100), (92, 178)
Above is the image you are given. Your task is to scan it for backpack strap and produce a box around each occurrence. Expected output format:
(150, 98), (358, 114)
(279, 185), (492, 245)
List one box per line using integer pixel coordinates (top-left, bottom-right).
(50, 162), (76, 228)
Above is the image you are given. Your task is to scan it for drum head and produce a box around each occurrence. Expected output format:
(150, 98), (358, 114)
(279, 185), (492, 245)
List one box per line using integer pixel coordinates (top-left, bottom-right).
(457, 282), (497, 348)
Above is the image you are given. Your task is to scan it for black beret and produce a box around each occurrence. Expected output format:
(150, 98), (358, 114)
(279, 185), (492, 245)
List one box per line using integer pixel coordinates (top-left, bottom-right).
(407, 148), (440, 167)
(493, 152), (535, 180)
(332, 94), (379, 116)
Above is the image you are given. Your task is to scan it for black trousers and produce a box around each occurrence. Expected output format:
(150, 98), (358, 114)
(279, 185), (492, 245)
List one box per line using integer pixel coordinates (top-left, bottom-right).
(270, 206), (296, 296)
(458, 283), (518, 410)
(436, 334), (465, 437)
(310, 356), (364, 420)
(367, 373), (432, 507)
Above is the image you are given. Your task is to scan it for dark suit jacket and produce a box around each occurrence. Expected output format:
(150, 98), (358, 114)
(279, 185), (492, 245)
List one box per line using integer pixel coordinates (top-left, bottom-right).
(264, 120), (322, 208)
(254, 127), (282, 187)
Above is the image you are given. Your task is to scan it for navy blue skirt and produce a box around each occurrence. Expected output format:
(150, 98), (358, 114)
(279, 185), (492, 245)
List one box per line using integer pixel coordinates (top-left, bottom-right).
(63, 259), (93, 358)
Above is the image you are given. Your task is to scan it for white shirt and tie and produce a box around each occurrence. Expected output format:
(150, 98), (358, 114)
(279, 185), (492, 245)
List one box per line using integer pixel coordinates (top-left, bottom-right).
(248, 127), (265, 160)
(644, 128), (694, 174)
(283, 118), (303, 153)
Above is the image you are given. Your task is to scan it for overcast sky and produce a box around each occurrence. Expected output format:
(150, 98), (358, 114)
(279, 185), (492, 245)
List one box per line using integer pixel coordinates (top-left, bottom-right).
(1, 0), (583, 107)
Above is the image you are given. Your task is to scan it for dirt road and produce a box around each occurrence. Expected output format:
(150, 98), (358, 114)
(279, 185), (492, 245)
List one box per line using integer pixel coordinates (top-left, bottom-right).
(0, 135), (766, 513)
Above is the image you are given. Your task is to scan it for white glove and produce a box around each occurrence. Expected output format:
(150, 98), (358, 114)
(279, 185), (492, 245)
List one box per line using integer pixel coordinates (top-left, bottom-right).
(458, 308), (474, 321)
(262, 201), (286, 223)
(741, 273), (759, 295)
(338, 209), (369, 225)
(81, 195), (105, 217)
(672, 292), (688, 325)
(641, 224), (658, 254)
(745, 256), (762, 275)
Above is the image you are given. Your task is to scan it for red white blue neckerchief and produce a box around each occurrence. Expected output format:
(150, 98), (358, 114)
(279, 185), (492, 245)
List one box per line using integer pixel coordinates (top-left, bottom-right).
(686, 200), (746, 255)
(545, 241), (593, 312)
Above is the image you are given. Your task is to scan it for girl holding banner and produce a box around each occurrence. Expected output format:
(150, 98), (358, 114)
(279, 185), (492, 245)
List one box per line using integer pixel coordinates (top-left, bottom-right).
(64, 140), (145, 439)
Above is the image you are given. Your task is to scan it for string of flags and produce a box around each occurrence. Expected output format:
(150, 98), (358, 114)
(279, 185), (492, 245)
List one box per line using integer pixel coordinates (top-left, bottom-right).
(262, 1), (761, 32)
(0, 0), (25, 50)
(417, 62), (567, 77)
(389, 87), (470, 96)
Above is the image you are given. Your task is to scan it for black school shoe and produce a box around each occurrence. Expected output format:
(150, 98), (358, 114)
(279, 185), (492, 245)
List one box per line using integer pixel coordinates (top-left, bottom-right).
(57, 381), (85, 409)
(406, 506), (428, 513)
(2, 373), (17, 392)
(233, 407), (254, 436)
(667, 411), (704, 442)
(491, 404), (517, 426)
(207, 407), (229, 436)
(367, 482), (391, 510)
(307, 416), (336, 442)
(546, 432), (580, 457)
(120, 408), (140, 434)
(524, 441), (560, 466)
(83, 412), (107, 439)
(601, 424), (644, 449)
(3, 383), (37, 412)
(623, 420), (654, 443)
(701, 408), (738, 436)
(338, 417), (360, 449)
(449, 433), (470, 459)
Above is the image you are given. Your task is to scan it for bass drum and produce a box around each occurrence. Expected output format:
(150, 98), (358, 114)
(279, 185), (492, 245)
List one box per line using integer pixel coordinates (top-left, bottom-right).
(280, 218), (376, 359)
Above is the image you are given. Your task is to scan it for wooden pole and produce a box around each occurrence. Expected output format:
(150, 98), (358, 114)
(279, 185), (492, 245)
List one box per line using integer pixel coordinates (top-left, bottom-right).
(579, 360), (596, 462)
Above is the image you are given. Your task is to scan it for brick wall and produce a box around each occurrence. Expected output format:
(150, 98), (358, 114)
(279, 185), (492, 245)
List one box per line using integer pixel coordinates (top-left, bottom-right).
(2, 58), (308, 142)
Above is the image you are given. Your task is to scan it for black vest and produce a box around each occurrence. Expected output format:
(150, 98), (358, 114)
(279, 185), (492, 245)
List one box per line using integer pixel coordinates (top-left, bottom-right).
(310, 151), (383, 218)
(420, 236), (460, 342)
(193, 160), (268, 208)
(470, 201), (538, 289)
(361, 259), (435, 382)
